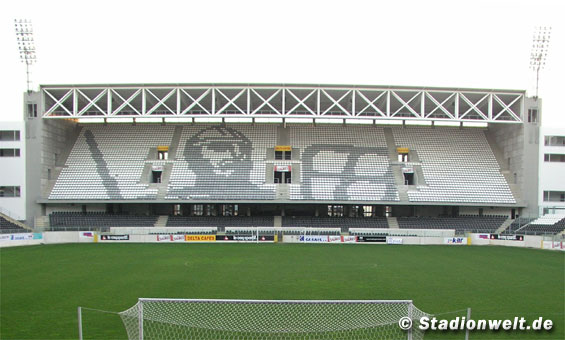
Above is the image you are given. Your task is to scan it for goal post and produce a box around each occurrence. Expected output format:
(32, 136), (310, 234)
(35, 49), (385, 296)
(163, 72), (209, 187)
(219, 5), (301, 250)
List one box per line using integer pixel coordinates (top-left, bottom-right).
(118, 298), (430, 340)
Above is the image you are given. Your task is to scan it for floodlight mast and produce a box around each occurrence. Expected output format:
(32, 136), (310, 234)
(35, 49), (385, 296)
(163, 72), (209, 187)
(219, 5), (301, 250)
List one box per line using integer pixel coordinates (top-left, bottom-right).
(14, 19), (37, 93)
(529, 26), (551, 100)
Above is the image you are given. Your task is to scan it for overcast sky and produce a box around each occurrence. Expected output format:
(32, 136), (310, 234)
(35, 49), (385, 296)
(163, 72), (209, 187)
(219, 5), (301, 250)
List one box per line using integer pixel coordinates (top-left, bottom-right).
(1, 0), (563, 126)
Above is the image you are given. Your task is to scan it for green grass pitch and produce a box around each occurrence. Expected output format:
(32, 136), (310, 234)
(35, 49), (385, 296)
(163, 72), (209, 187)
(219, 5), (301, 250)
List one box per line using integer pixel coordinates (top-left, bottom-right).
(1, 243), (563, 339)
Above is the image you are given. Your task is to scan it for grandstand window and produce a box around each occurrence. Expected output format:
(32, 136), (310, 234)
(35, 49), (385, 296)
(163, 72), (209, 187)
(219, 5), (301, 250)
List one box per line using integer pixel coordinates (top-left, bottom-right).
(193, 204), (204, 216)
(527, 108), (538, 123)
(0, 148), (20, 157)
(544, 136), (565, 146)
(363, 206), (373, 217)
(544, 154), (565, 162)
(152, 170), (162, 183)
(0, 186), (20, 197)
(403, 172), (414, 185)
(0, 130), (20, 141)
(543, 191), (565, 202)
(274, 166), (292, 184)
(158, 150), (168, 160)
(328, 205), (344, 217)
(173, 204), (181, 216)
(275, 150), (291, 160)
(398, 153), (409, 162)
(274, 171), (292, 184)
(334, 205), (344, 217)
(204, 204), (217, 216)
(220, 204), (238, 216)
(385, 206), (392, 217)
(27, 103), (37, 118)
(350, 205), (360, 217)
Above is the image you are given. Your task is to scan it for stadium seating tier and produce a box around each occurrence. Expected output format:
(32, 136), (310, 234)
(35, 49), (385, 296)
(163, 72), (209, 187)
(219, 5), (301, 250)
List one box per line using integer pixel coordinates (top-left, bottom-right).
(48, 124), (516, 205)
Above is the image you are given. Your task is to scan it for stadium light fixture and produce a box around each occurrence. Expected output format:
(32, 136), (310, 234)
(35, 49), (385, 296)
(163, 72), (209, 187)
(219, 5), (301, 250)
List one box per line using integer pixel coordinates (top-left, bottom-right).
(14, 19), (37, 93)
(529, 26), (551, 100)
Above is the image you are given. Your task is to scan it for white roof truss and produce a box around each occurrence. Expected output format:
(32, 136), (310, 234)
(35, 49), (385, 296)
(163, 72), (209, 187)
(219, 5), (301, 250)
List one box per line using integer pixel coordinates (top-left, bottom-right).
(40, 84), (524, 123)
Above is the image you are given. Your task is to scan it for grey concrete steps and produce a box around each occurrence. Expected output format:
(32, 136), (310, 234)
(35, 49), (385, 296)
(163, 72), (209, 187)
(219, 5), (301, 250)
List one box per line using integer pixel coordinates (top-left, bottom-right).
(169, 126), (184, 160)
(274, 216), (282, 229)
(34, 215), (49, 230)
(276, 184), (289, 200)
(383, 128), (399, 160)
(139, 164), (153, 184)
(387, 217), (399, 229)
(277, 125), (289, 145)
(154, 215), (169, 228)
(495, 217), (515, 234)
(156, 185), (169, 200)
(384, 127), (412, 201)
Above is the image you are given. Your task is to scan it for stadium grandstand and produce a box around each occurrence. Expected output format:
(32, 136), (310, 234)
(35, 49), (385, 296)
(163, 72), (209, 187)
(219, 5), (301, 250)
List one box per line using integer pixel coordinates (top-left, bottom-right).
(0, 213), (29, 234)
(3, 83), (564, 237)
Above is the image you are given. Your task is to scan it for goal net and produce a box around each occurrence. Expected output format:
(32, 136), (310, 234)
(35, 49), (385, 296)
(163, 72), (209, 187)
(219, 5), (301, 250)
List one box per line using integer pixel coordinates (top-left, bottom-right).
(119, 298), (430, 340)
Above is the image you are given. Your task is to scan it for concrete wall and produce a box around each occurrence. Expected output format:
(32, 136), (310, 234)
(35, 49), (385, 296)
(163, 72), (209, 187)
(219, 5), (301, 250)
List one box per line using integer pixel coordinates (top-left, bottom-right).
(1, 232), (560, 251)
(488, 97), (540, 217)
(542, 240), (565, 251)
(1, 231), (95, 247)
(281, 235), (459, 245)
(0, 232), (43, 247)
(25, 91), (80, 225)
(24, 91), (43, 225)
(412, 206), (445, 217)
(45, 203), (107, 215)
(0, 121), (26, 220)
(42, 231), (95, 244)
(469, 233), (545, 248)
(459, 206), (511, 217)
(521, 100), (542, 217)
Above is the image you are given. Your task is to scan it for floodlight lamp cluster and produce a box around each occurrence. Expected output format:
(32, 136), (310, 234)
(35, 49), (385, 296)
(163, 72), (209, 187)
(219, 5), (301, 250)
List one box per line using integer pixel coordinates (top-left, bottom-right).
(529, 26), (551, 71)
(14, 19), (37, 66)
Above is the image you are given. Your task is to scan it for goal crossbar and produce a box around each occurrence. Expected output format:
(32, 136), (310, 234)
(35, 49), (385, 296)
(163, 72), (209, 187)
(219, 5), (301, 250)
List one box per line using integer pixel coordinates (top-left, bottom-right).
(139, 298), (415, 304)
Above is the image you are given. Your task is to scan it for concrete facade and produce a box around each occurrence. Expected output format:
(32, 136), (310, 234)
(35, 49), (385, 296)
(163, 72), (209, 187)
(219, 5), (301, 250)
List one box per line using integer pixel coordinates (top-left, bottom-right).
(24, 91), (80, 226)
(487, 97), (541, 218)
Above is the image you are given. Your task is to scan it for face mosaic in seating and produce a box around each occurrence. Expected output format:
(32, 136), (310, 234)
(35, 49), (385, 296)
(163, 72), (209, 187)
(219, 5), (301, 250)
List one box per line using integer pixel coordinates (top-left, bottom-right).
(296, 144), (398, 201)
(167, 125), (277, 200)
